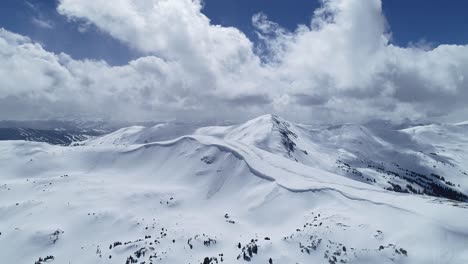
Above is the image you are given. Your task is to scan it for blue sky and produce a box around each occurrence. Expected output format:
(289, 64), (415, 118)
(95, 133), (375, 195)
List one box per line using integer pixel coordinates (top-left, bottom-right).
(2, 0), (468, 65)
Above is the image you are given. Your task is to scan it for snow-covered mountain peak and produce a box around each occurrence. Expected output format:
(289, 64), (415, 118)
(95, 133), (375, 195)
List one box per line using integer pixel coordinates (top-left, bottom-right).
(196, 114), (303, 159)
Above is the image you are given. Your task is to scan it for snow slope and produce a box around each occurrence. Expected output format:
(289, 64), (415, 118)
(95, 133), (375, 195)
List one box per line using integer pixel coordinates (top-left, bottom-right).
(455, 121), (468, 126)
(197, 115), (468, 201)
(1, 115), (468, 264)
(84, 122), (206, 146)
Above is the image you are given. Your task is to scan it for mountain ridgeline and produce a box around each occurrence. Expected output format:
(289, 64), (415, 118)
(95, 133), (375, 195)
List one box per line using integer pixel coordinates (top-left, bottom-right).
(80, 114), (468, 202)
(1, 114), (468, 263)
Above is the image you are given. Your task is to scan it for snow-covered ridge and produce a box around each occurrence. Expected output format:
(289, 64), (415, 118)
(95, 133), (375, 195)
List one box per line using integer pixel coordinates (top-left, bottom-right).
(1, 115), (468, 264)
(84, 122), (204, 146)
(195, 115), (468, 201)
(196, 114), (304, 158)
(455, 120), (468, 126)
(84, 114), (468, 202)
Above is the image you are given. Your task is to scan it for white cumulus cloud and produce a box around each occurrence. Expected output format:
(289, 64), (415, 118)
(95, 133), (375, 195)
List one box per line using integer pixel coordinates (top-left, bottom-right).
(0, 0), (467, 123)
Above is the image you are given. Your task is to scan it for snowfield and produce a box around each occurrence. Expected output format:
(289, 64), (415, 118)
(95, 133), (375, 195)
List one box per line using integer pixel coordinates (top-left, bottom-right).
(1, 115), (467, 264)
